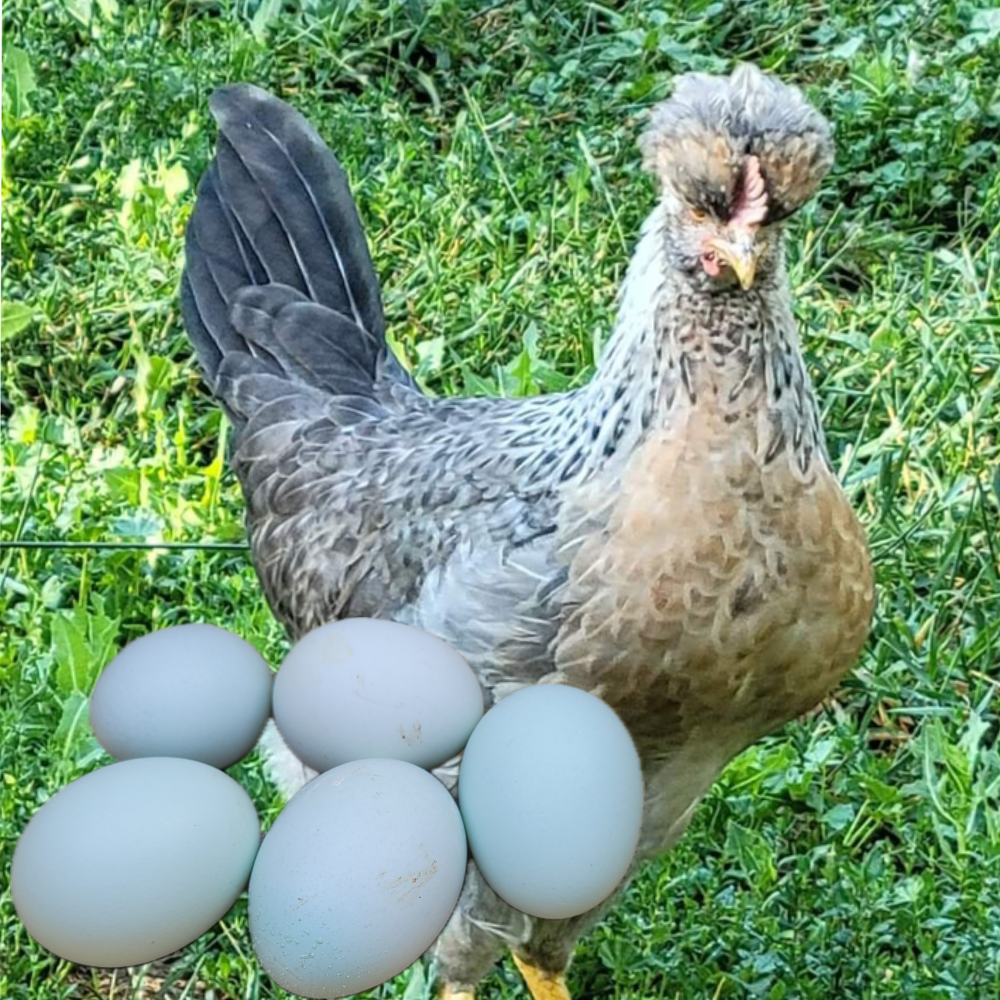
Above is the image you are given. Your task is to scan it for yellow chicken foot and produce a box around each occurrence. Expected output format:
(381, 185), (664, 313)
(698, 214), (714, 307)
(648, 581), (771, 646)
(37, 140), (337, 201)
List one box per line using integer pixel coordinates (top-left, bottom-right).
(439, 986), (475, 1000)
(512, 953), (572, 1000)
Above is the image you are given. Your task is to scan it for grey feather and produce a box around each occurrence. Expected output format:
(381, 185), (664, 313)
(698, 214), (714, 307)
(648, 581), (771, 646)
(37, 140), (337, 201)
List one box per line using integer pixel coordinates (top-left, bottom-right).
(208, 84), (385, 333)
(240, 300), (381, 398)
(181, 83), (404, 421)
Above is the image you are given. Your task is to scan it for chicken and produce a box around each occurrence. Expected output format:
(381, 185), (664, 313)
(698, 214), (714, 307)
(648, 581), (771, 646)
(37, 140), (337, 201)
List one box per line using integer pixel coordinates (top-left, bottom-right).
(181, 64), (875, 1000)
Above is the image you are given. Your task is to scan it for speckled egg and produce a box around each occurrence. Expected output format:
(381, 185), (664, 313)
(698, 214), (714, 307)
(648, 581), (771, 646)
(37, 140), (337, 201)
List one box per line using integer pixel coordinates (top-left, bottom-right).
(11, 757), (260, 967)
(249, 758), (467, 999)
(90, 623), (273, 769)
(272, 618), (483, 773)
(458, 684), (644, 919)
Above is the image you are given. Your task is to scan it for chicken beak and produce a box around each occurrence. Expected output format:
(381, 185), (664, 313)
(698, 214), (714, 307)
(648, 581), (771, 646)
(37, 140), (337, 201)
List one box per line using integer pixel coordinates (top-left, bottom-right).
(708, 234), (759, 290)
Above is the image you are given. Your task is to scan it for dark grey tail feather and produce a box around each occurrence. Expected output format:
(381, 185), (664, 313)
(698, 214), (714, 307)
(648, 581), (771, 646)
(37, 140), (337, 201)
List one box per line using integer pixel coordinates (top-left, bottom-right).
(215, 356), (383, 440)
(228, 284), (310, 341)
(230, 290), (384, 398)
(209, 85), (383, 331)
(215, 357), (318, 416)
(181, 163), (256, 373)
(181, 83), (416, 426)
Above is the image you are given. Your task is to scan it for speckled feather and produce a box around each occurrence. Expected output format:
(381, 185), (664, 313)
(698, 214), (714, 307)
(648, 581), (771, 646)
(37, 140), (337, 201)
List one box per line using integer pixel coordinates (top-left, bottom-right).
(181, 66), (874, 994)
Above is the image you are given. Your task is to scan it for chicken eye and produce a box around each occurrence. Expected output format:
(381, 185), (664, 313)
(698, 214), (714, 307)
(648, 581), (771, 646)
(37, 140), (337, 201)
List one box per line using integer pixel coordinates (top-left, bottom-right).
(691, 209), (709, 223)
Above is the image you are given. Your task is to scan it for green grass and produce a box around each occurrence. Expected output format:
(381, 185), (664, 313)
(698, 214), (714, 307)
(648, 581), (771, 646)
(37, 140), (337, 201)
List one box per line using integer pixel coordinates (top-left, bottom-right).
(2, 1), (998, 998)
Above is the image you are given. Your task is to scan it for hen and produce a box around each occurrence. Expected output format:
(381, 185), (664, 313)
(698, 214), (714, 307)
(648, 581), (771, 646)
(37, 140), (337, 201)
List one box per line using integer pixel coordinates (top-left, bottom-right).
(181, 65), (875, 1000)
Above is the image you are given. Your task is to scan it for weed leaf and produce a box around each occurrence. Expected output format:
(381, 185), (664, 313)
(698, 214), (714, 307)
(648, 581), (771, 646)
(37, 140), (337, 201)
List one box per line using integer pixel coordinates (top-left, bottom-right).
(2, 46), (37, 121)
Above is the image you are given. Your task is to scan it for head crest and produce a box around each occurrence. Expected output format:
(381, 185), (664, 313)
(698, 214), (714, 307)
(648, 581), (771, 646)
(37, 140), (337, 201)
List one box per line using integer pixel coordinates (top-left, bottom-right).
(640, 64), (834, 222)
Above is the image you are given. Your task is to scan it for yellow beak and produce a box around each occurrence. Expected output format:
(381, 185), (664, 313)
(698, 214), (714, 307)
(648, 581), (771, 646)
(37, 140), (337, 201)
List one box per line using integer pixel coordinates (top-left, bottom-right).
(708, 235), (758, 290)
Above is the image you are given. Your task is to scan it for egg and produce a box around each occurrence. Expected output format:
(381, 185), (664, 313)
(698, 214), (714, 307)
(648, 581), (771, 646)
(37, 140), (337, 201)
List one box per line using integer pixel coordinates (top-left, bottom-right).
(458, 684), (643, 919)
(11, 757), (260, 967)
(249, 758), (467, 999)
(90, 623), (273, 769)
(272, 618), (483, 773)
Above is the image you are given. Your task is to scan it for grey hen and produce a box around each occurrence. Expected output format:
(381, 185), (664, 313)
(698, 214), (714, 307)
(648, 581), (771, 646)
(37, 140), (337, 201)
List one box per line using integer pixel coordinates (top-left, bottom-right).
(181, 65), (874, 1000)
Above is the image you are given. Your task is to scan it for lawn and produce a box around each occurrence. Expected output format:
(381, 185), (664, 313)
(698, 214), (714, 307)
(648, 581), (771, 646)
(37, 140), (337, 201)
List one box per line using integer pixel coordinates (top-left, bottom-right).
(1, 1), (998, 998)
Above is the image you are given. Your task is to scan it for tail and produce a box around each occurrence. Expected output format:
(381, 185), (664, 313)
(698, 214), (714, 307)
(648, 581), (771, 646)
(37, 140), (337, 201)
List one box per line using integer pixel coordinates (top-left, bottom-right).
(181, 84), (415, 429)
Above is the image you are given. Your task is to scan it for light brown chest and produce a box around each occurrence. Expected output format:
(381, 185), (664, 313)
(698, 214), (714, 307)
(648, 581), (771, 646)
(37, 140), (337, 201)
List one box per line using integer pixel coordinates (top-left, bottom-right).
(555, 405), (875, 759)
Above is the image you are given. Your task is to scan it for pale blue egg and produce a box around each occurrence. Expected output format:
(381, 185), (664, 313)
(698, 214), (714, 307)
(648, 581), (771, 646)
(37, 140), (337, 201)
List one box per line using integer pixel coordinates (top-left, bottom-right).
(458, 684), (643, 919)
(249, 758), (468, 998)
(90, 623), (273, 769)
(273, 618), (483, 773)
(12, 757), (260, 967)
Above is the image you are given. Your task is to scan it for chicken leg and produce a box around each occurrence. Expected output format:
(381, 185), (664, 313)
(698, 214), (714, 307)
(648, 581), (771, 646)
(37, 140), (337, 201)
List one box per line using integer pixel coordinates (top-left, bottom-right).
(440, 988), (475, 1000)
(439, 958), (570, 1000)
(512, 954), (572, 1000)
